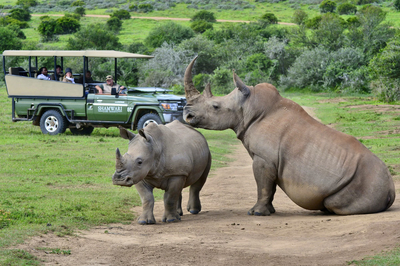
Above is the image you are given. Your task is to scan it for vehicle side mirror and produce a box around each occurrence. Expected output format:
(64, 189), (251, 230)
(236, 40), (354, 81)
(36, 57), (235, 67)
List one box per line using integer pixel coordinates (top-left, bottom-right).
(111, 88), (119, 98)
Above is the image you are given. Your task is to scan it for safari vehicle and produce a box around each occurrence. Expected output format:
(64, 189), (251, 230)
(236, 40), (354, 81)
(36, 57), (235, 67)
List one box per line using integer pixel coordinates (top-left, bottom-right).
(2, 50), (186, 135)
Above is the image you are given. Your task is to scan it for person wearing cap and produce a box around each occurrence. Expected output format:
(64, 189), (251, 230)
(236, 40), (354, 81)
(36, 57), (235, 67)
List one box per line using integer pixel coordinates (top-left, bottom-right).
(95, 75), (125, 94)
(62, 68), (75, 83)
(50, 65), (63, 81)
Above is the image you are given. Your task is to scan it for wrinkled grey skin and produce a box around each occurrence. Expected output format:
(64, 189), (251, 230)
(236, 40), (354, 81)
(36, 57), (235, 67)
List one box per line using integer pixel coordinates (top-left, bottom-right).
(183, 56), (395, 215)
(112, 120), (211, 224)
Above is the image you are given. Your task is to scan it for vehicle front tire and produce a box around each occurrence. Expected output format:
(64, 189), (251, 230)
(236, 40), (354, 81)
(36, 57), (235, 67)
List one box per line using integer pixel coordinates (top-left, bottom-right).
(40, 110), (68, 135)
(137, 113), (162, 130)
(70, 126), (94, 135)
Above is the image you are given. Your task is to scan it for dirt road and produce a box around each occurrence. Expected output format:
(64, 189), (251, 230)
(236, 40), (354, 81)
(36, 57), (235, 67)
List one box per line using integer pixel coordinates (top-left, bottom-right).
(18, 108), (399, 265)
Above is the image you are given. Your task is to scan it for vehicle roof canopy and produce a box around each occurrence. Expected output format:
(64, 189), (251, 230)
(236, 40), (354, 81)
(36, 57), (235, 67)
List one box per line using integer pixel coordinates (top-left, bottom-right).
(2, 50), (154, 59)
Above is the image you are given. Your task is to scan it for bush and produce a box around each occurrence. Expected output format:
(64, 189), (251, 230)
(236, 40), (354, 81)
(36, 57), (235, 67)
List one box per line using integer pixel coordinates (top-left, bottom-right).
(292, 9), (308, 25)
(319, 0), (336, 13)
(71, 0), (85, 7)
(138, 3), (153, 13)
(394, 0), (400, 11)
(74, 6), (85, 17)
(347, 16), (360, 26)
(356, 0), (376, 5)
(369, 38), (400, 80)
(190, 20), (213, 33)
(210, 67), (234, 94)
(16, 0), (37, 7)
(337, 3), (357, 15)
(305, 15), (322, 29)
(111, 9), (131, 20)
(37, 17), (58, 42)
(6, 24), (26, 39)
(144, 21), (195, 48)
(0, 26), (23, 53)
(8, 8), (31, 21)
(0, 17), (29, 29)
(191, 10), (216, 22)
(67, 23), (122, 50)
(107, 17), (122, 32)
(55, 16), (80, 34)
(370, 78), (400, 102)
(260, 12), (278, 25)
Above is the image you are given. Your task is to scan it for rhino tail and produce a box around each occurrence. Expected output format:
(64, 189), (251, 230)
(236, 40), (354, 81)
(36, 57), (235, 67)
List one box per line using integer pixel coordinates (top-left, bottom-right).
(385, 189), (396, 211)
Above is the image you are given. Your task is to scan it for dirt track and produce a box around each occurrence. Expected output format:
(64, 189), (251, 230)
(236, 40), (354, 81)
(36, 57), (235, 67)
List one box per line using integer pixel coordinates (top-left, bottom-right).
(17, 107), (400, 266)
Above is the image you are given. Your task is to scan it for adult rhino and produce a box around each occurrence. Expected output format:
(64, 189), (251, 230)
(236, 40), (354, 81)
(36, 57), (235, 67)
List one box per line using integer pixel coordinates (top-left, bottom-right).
(183, 56), (395, 215)
(112, 120), (211, 224)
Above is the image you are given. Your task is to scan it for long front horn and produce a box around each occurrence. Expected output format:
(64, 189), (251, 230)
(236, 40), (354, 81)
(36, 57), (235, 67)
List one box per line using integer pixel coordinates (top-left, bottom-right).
(184, 56), (201, 99)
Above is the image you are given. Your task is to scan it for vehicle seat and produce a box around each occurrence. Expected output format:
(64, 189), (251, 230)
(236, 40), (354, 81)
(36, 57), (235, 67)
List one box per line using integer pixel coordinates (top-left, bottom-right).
(9, 67), (20, 75)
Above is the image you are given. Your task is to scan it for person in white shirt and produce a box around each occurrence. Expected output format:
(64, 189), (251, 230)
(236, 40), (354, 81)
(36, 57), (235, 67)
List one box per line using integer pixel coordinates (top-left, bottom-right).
(62, 68), (75, 83)
(37, 67), (51, 80)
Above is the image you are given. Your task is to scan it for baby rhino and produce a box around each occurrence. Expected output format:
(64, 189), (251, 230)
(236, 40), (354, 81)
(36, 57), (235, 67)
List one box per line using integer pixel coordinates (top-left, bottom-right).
(112, 120), (211, 224)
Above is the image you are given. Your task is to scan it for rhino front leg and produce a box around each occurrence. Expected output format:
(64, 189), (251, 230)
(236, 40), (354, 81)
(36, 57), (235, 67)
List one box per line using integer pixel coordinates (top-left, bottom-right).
(248, 156), (277, 216)
(135, 181), (156, 225)
(163, 176), (185, 223)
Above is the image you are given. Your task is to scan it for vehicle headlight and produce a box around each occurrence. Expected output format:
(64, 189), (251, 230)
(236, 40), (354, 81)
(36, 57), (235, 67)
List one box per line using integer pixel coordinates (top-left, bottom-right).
(161, 103), (178, 111)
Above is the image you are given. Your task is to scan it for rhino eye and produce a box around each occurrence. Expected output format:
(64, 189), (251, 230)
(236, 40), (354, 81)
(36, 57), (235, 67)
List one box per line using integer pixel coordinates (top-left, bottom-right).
(212, 103), (219, 110)
(136, 158), (143, 165)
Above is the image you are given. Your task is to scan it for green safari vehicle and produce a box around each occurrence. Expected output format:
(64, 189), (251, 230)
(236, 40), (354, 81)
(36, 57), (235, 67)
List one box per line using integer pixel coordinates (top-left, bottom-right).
(2, 50), (186, 135)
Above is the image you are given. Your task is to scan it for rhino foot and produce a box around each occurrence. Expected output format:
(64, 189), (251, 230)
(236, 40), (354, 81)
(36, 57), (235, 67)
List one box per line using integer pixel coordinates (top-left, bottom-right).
(189, 209), (200, 214)
(162, 213), (181, 223)
(248, 204), (274, 216)
(137, 213), (156, 225)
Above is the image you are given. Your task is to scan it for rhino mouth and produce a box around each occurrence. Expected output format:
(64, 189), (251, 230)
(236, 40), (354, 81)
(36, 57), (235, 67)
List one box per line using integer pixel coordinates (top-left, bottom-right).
(112, 173), (135, 187)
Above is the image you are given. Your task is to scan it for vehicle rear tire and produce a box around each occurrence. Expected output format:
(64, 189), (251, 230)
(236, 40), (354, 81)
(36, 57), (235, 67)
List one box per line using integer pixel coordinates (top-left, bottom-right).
(137, 113), (162, 130)
(70, 126), (94, 135)
(40, 110), (68, 135)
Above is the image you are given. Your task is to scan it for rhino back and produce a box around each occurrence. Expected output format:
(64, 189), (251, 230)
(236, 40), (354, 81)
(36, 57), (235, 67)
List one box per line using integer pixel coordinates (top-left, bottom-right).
(155, 120), (210, 186)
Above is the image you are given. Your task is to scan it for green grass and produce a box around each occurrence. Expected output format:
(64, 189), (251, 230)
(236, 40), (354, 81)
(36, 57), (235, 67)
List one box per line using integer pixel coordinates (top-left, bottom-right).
(0, 87), (238, 264)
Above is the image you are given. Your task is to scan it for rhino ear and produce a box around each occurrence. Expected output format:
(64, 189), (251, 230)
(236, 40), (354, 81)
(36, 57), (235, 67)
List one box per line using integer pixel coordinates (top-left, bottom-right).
(233, 70), (250, 97)
(203, 83), (213, 98)
(119, 126), (135, 140)
(138, 129), (149, 141)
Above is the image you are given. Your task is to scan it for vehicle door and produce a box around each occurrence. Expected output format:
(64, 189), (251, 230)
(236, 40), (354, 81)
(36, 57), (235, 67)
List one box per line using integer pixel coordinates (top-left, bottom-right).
(86, 94), (130, 121)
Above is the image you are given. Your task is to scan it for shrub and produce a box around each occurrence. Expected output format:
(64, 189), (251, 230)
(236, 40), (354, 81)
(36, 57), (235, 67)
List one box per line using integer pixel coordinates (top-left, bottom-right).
(370, 78), (400, 102)
(210, 67), (234, 94)
(71, 0), (85, 7)
(144, 21), (195, 48)
(127, 42), (149, 54)
(107, 17), (122, 32)
(138, 3), (153, 13)
(74, 6), (86, 17)
(394, 0), (400, 11)
(347, 16), (360, 26)
(111, 9), (131, 20)
(16, 0), (37, 7)
(1, 17), (29, 29)
(37, 17), (58, 42)
(8, 8), (31, 21)
(260, 12), (278, 25)
(356, 0), (375, 5)
(0, 26), (23, 53)
(55, 16), (80, 34)
(338, 3), (357, 15)
(319, 0), (336, 13)
(190, 20), (213, 33)
(65, 13), (81, 21)
(67, 23), (122, 50)
(6, 24), (26, 39)
(190, 10), (216, 22)
(292, 9), (308, 25)
(305, 15), (322, 29)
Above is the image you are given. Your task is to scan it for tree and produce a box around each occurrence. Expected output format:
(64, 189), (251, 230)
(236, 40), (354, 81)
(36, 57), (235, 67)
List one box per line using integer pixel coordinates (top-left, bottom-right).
(37, 17), (58, 42)
(259, 12), (278, 26)
(16, 0), (37, 7)
(292, 10), (308, 25)
(67, 23), (123, 50)
(71, 0), (85, 6)
(337, 3), (357, 15)
(190, 20), (213, 33)
(190, 10), (216, 22)
(74, 7), (86, 17)
(107, 17), (122, 32)
(319, 0), (336, 13)
(394, 0), (400, 11)
(55, 16), (80, 34)
(110, 9), (131, 20)
(144, 21), (195, 48)
(8, 8), (31, 21)
(0, 27), (22, 53)
(312, 13), (346, 51)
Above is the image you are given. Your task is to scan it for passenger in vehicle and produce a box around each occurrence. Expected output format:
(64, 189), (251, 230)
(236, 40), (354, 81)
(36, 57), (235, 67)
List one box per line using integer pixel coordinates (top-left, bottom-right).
(37, 67), (51, 80)
(50, 65), (63, 80)
(95, 75), (125, 94)
(76, 70), (95, 84)
(62, 68), (75, 83)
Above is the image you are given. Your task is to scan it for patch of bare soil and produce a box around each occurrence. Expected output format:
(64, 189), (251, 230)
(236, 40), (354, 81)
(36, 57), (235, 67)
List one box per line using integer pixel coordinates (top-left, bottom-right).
(17, 108), (400, 266)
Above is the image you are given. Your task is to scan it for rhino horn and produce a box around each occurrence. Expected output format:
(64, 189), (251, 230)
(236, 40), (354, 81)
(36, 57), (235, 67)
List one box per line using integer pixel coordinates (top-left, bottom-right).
(116, 148), (122, 161)
(203, 83), (213, 98)
(233, 70), (250, 97)
(184, 56), (201, 100)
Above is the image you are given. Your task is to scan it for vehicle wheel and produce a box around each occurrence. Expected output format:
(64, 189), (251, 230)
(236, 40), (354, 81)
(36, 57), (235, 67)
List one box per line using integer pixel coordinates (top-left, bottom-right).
(137, 113), (162, 130)
(70, 126), (94, 135)
(40, 110), (68, 135)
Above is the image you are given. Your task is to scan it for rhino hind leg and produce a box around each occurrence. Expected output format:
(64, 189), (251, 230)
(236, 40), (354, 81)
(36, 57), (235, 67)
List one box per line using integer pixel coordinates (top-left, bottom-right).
(163, 176), (186, 223)
(177, 193), (183, 216)
(187, 154), (211, 214)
